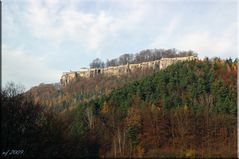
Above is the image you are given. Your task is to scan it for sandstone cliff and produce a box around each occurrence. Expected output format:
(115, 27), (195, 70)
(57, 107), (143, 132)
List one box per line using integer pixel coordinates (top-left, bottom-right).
(60, 56), (197, 86)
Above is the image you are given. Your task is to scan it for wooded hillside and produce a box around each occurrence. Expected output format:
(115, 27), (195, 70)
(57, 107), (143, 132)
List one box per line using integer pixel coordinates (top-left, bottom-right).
(2, 57), (237, 158)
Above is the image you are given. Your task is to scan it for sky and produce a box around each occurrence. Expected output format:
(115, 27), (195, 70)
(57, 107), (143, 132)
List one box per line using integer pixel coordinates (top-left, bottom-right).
(2, 0), (238, 90)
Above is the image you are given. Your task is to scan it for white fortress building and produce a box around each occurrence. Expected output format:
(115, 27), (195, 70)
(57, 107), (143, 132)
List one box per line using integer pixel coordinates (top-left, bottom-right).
(60, 56), (197, 86)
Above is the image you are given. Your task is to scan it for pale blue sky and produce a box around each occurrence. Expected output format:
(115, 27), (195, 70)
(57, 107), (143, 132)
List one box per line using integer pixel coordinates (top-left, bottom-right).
(2, 0), (238, 90)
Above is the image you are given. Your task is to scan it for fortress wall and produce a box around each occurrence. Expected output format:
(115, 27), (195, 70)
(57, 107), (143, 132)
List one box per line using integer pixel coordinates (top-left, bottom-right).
(60, 71), (78, 86)
(60, 56), (197, 86)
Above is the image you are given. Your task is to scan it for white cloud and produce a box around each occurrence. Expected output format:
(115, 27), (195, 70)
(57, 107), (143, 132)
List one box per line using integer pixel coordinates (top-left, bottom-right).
(149, 16), (182, 49)
(23, 0), (152, 52)
(175, 26), (236, 58)
(2, 44), (61, 90)
(164, 16), (181, 37)
(149, 19), (236, 59)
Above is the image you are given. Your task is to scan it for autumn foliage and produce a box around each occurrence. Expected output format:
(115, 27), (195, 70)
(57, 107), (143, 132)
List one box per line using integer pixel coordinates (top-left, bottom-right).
(2, 57), (237, 158)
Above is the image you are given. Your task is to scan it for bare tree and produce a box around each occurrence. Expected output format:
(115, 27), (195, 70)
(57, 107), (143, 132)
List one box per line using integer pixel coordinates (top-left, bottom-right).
(90, 58), (105, 68)
(85, 107), (95, 129)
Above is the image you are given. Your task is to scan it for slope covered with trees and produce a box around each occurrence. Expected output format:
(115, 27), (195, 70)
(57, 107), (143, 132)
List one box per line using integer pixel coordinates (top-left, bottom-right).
(104, 58), (237, 115)
(68, 57), (237, 158)
(2, 57), (237, 158)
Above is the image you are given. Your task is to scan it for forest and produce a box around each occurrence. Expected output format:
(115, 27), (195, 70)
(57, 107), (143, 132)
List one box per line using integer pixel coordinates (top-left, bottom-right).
(1, 56), (237, 158)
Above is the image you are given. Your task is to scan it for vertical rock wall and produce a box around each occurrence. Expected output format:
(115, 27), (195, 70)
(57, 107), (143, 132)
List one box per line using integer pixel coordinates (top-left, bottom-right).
(60, 56), (197, 86)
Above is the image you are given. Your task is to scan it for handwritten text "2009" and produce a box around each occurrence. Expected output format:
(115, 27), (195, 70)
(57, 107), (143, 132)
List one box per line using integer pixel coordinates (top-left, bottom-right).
(2, 150), (24, 157)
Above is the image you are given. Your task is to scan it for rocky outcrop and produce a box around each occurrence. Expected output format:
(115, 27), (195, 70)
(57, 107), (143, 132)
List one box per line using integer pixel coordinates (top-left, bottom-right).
(60, 56), (197, 86)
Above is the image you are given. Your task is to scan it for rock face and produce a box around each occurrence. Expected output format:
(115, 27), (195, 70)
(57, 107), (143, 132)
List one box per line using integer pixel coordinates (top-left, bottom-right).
(60, 56), (197, 86)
